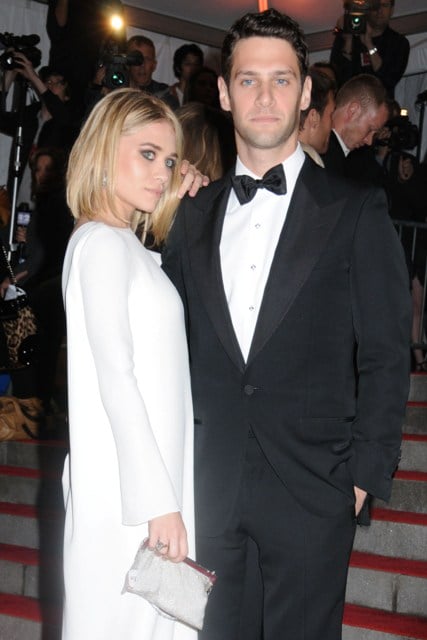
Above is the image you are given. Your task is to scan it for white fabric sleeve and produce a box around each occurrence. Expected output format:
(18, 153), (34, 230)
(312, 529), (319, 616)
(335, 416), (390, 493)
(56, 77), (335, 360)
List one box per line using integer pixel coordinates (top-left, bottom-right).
(77, 226), (180, 525)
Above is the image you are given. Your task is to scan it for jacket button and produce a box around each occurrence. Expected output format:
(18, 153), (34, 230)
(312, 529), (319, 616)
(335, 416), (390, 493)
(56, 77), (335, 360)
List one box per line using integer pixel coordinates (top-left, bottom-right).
(244, 384), (255, 396)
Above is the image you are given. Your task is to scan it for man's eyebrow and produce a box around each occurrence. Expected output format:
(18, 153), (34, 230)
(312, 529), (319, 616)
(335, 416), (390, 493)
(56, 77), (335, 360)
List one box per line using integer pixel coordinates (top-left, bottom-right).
(235, 69), (297, 78)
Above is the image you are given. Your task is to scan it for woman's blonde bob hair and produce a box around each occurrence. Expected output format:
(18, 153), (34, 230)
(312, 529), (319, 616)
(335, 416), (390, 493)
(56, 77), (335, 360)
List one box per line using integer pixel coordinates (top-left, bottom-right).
(66, 88), (183, 243)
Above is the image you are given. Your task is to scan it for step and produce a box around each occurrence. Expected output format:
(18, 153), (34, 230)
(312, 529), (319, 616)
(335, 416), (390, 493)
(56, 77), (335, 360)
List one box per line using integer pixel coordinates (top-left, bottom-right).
(0, 440), (67, 472)
(0, 465), (63, 507)
(0, 543), (62, 602)
(399, 435), (427, 473)
(375, 471), (427, 514)
(343, 604), (427, 640)
(353, 509), (427, 561)
(0, 502), (63, 550)
(0, 594), (61, 640)
(404, 403), (427, 434)
(346, 551), (427, 618)
(0, 544), (39, 599)
(408, 373), (427, 403)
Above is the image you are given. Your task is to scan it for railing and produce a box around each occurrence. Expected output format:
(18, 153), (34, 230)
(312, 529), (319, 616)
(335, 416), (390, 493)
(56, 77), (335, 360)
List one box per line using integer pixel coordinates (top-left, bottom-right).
(393, 219), (427, 351)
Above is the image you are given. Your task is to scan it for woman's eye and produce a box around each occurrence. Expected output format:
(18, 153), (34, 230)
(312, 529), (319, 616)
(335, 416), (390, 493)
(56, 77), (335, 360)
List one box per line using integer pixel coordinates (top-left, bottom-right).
(165, 158), (176, 169)
(141, 150), (155, 160)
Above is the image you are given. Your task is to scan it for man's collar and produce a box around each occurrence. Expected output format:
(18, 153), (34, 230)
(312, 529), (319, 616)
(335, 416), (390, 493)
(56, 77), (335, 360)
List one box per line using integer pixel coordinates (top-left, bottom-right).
(332, 129), (351, 157)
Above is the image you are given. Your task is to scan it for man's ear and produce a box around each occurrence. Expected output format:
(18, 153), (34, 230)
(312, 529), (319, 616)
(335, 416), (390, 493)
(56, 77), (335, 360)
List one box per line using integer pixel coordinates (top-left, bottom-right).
(218, 76), (231, 112)
(308, 108), (320, 129)
(300, 75), (312, 112)
(347, 101), (361, 121)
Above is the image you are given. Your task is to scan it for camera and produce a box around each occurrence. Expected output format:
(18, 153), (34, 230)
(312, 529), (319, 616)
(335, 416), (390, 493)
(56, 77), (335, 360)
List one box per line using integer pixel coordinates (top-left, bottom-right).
(342, 0), (381, 35)
(100, 50), (144, 90)
(376, 109), (419, 152)
(98, 34), (143, 90)
(0, 32), (42, 71)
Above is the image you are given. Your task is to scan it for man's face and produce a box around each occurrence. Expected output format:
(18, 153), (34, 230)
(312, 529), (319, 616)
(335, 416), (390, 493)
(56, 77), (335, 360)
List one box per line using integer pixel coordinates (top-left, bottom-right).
(340, 101), (389, 150)
(128, 44), (157, 88)
(313, 91), (335, 155)
(218, 37), (311, 159)
(180, 53), (202, 82)
(368, 1), (394, 32)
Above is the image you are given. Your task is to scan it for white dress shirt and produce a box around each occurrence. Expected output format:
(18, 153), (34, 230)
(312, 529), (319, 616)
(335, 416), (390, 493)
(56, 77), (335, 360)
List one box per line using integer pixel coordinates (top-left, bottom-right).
(333, 128), (351, 157)
(220, 143), (305, 361)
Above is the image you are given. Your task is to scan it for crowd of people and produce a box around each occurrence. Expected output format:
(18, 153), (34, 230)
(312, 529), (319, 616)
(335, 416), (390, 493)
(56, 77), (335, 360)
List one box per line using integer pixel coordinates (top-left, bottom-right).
(0, 1), (424, 639)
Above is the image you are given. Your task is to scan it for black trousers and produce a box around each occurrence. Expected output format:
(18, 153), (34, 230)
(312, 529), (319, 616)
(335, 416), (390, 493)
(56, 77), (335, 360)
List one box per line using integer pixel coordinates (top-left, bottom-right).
(197, 435), (356, 640)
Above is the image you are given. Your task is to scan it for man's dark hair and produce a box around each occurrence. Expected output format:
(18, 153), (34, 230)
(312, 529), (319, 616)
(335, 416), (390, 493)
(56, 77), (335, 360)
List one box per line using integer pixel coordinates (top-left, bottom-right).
(173, 44), (204, 79)
(300, 69), (336, 128)
(221, 8), (309, 86)
(310, 61), (338, 83)
(126, 35), (155, 54)
(335, 73), (388, 111)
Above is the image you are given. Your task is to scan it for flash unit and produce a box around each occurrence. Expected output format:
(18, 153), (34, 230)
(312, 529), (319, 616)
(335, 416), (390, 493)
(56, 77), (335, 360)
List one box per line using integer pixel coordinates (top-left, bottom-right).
(110, 14), (124, 31)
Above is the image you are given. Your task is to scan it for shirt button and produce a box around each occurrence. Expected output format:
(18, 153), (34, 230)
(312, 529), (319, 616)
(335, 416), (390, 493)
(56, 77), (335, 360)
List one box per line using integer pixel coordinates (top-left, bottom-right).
(249, 306), (254, 311)
(255, 223), (261, 229)
(250, 264), (256, 270)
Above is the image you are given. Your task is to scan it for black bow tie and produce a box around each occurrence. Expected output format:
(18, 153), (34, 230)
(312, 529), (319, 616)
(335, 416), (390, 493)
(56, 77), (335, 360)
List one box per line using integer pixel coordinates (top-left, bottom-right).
(231, 164), (287, 205)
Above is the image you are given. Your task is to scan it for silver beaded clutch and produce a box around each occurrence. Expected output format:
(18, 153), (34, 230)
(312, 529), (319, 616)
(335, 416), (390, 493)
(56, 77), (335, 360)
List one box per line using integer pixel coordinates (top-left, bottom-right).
(123, 539), (216, 630)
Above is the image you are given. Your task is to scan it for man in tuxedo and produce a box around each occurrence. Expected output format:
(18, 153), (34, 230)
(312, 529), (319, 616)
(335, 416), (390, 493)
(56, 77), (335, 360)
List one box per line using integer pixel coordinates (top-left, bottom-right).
(163, 9), (411, 640)
(322, 73), (389, 177)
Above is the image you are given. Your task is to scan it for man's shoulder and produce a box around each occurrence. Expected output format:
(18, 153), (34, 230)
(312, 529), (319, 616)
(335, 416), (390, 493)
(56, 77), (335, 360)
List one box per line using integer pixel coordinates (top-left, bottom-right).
(149, 79), (169, 92)
(180, 174), (231, 210)
(380, 26), (409, 47)
(302, 154), (378, 204)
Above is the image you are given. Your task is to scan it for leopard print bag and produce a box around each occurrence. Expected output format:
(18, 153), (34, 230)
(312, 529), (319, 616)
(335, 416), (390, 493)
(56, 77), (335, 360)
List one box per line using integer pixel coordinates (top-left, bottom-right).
(0, 245), (39, 371)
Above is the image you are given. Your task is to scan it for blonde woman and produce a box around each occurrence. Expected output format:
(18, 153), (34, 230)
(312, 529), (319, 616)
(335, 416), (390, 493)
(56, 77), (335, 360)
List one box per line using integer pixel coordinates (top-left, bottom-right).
(62, 89), (195, 640)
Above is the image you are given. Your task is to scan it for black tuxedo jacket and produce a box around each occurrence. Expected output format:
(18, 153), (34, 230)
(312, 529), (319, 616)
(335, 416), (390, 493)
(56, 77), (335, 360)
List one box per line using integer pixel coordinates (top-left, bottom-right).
(322, 131), (385, 187)
(163, 156), (411, 536)
(321, 130), (346, 176)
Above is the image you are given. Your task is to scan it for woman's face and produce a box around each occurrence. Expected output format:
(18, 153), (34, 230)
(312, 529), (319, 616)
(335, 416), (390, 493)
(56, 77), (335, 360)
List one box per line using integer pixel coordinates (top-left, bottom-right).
(113, 120), (178, 221)
(45, 74), (68, 101)
(180, 53), (202, 82)
(34, 154), (54, 186)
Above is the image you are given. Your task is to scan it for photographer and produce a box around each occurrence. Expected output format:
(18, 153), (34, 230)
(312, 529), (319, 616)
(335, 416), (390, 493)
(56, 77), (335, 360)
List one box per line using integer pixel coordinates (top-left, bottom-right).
(0, 52), (78, 201)
(85, 35), (179, 117)
(331, 0), (409, 97)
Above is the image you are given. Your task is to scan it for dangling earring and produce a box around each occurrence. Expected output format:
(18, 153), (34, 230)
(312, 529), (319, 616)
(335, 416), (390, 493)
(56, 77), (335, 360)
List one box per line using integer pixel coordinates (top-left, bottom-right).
(102, 170), (107, 188)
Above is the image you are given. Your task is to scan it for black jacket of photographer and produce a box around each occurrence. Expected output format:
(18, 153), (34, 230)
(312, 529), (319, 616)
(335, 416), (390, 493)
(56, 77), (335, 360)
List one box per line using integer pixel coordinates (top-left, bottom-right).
(0, 88), (77, 193)
(331, 26), (409, 97)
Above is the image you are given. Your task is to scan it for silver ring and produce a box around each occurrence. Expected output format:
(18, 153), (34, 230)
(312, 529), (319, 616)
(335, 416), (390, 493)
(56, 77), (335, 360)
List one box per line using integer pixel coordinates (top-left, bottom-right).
(155, 540), (168, 552)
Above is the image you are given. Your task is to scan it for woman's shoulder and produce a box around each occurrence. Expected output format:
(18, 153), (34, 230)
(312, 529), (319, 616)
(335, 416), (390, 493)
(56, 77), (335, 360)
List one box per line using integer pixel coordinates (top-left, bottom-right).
(68, 221), (137, 261)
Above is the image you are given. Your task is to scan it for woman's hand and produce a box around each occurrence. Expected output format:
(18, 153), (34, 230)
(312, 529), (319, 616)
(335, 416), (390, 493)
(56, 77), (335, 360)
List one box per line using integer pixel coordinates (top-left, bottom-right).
(398, 155), (414, 182)
(148, 511), (188, 563)
(0, 277), (11, 298)
(13, 52), (47, 96)
(178, 159), (210, 199)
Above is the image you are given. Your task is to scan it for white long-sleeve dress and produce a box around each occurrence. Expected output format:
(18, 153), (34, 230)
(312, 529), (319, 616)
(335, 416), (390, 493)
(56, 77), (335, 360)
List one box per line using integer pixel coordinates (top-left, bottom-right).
(61, 221), (196, 640)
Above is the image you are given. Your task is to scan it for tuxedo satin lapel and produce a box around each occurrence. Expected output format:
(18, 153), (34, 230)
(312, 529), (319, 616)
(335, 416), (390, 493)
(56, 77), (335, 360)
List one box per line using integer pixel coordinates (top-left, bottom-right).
(247, 163), (345, 365)
(186, 179), (246, 372)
